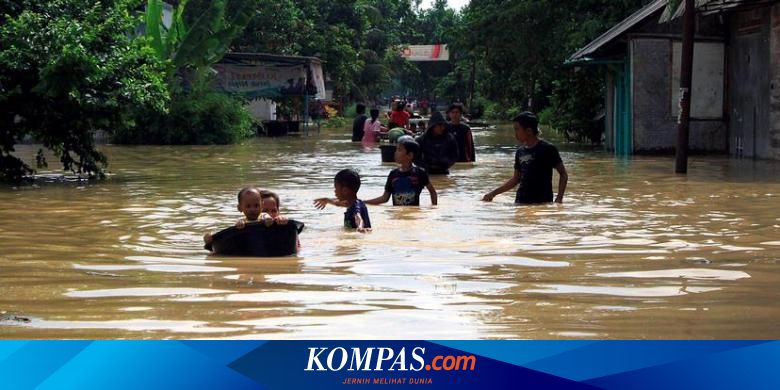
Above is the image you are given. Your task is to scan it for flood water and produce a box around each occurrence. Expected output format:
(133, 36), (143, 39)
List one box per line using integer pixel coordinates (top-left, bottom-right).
(1, 126), (779, 339)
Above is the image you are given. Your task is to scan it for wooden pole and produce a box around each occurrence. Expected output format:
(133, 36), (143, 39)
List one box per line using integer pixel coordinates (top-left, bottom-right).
(675, 0), (695, 174)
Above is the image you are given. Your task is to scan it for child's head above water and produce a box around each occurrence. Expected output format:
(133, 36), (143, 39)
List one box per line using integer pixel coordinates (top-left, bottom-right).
(237, 187), (263, 221)
(334, 169), (361, 200)
(259, 189), (281, 217)
(395, 138), (420, 165)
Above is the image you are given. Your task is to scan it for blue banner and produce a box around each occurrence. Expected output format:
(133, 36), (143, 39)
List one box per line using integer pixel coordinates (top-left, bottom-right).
(1, 341), (779, 389)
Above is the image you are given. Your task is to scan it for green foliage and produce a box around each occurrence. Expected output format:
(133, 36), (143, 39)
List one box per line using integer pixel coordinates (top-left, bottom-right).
(547, 67), (606, 142)
(145, 0), (189, 62)
(146, 0), (256, 86)
(114, 88), (255, 145)
(111, 0), (257, 146)
(538, 107), (555, 126)
(449, 0), (648, 138)
(0, 0), (169, 182)
(174, 0), (256, 75)
(320, 116), (350, 129)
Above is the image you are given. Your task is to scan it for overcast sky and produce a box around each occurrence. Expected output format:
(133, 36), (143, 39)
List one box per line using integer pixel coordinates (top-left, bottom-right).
(419, 0), (470, 11)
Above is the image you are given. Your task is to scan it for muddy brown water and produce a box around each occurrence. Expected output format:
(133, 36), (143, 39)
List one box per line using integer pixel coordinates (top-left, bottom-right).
(1, 126), (779, 339)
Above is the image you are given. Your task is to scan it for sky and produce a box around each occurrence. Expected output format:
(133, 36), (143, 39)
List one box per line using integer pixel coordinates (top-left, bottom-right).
(419, 0), (470, 11)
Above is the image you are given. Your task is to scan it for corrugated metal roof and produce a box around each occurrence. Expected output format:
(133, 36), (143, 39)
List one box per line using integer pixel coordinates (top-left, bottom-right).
(569, 0), (668, 62)
(222, 52), (323, 65)
(660, 0), (779, 22)
(661, 0), (716, 21)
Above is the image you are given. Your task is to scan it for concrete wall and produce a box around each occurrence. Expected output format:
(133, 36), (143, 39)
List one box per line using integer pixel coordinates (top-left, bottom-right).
(630, 38), (727, 153)
(771, 4), (780, 159)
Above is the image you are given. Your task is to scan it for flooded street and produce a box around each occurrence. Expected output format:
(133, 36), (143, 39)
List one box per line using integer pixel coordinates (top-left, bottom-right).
(1, 126), (779, 339)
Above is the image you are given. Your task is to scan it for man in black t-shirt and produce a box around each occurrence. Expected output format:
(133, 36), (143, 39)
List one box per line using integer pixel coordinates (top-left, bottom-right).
(483, 112), (568, 204)
(351, 104), (368, 142)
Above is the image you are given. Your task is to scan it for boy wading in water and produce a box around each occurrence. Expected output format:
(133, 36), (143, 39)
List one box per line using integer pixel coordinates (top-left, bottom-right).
(314, 169), (372, 233)
(366, 138), (437, 206)
(483, 112), (568, 204)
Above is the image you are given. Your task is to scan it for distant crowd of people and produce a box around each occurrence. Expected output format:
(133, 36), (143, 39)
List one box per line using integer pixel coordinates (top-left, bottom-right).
(352, 102), (475, 174)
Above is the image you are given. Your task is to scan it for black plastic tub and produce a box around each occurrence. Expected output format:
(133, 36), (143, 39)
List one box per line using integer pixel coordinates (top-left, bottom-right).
(380, 144), (396, 163)
(205, 220), (304, 257)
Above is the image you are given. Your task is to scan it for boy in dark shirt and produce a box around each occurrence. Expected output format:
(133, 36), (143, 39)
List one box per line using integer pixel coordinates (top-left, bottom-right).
(314, 169), (371, 232)
(447, 103), (476, 162)
(483, 112), (568, 204)
(366, 138), (438, 206)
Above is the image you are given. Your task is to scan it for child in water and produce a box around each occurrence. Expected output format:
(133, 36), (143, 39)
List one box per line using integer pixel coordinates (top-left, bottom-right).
(314, 169), (372, 233)
(366, 137), (437, 206)
(203, 187), (289, 246)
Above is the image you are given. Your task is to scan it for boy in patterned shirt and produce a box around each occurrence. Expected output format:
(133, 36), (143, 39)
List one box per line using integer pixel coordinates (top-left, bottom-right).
(366, 138), (437, 206)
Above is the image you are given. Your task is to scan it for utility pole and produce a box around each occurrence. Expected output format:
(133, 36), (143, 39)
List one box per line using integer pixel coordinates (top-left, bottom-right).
(675, 0), (695, 174)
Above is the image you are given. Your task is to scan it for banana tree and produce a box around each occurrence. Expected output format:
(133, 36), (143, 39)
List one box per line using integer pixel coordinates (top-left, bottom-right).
(145, 0), (188, 61)
(144, 0), (256, 89)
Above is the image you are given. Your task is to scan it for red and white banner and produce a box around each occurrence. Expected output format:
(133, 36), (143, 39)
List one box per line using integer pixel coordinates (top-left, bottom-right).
(400, 44), (450, 62)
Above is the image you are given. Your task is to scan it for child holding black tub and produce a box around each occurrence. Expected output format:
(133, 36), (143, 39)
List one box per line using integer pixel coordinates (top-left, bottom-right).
(203, 187), (290, 246)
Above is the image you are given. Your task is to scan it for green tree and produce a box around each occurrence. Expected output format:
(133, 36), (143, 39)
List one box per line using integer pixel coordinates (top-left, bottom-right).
(112, 0), (257, 145)
(449, 0), (647, 131)
(0, 0), (169, 182)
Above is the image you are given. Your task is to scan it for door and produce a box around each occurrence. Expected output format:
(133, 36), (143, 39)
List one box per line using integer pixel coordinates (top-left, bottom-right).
(730, 31), (770, 158)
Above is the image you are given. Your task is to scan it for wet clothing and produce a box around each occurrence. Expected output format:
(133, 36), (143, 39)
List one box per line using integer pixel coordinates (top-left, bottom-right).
(362, 119), (382, 144)
(344, 200), (372, 229)
(415, 131), (458, 175)
(448, 123), (476, 162)
(384, 167), (430, 206)
(514, 140), (563, 204)
(352, 114), (368, 142)
(390, 111), (410, 128)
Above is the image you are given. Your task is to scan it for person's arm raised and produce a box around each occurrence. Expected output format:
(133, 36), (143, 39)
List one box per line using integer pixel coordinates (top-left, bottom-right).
(314, 198), (349, 209)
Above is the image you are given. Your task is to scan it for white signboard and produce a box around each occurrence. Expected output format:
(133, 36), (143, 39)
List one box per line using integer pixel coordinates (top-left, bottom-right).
(213, 62), (326, 99)
(400, 45), (450, 62)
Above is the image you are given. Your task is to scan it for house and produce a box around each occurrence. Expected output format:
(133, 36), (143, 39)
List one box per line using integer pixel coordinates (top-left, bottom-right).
(694, 0), (780, 159)
(569, 0), (780, 160)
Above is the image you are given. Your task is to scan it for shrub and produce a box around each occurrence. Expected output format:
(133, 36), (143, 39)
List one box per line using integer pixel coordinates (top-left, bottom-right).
(114, 89), (255, 145)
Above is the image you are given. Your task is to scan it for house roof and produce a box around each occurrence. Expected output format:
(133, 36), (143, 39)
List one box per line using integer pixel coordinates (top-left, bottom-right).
(568, 0), (668, 63)
(221, 52), (323, 66)
(660, 0), (780, 22)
